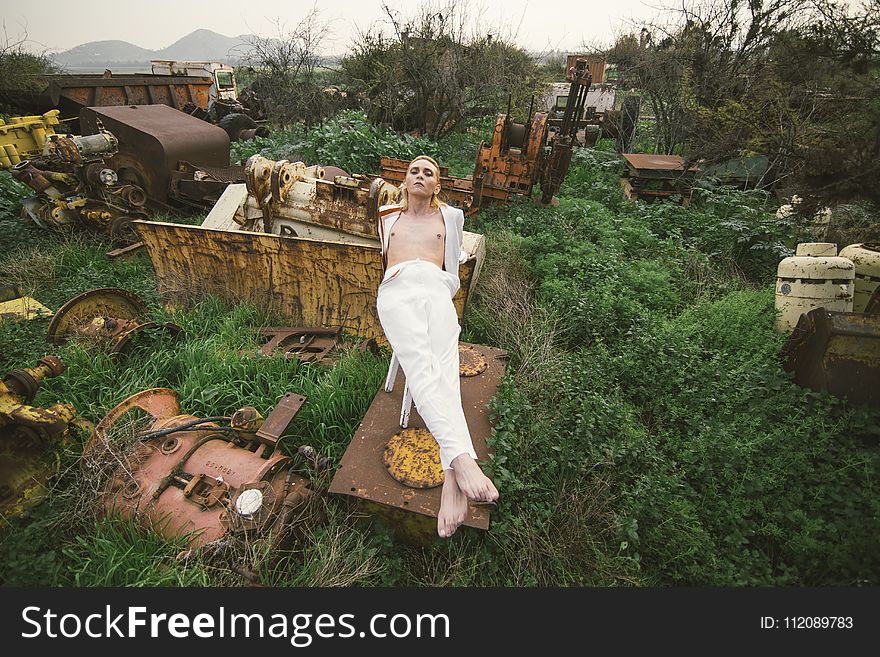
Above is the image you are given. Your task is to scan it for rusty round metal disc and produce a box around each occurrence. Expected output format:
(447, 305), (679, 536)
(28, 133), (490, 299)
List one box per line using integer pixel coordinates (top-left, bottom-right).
(458, 344), (488, 377)
(47, 288), (147, 345)
(383, 428), (444, 489)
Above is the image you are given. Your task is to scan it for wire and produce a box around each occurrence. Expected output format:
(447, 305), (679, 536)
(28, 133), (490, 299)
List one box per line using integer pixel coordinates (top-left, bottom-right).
(138, 416), (233, 441)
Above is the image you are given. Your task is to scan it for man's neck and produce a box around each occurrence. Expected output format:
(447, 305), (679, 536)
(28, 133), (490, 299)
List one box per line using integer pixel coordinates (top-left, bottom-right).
(406, 197), (436, 217)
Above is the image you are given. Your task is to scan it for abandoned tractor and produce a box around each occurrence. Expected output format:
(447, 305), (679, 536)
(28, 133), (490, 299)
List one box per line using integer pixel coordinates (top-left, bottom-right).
(86, 389), (326, 562)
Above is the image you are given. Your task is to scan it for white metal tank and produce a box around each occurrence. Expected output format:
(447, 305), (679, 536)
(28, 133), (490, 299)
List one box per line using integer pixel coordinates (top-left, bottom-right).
(838, 243), (880, 312)
(775, 243), (855, 331)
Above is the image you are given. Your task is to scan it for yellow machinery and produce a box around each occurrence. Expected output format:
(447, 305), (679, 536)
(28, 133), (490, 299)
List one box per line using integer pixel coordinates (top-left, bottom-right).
(0, 110), (61, 168)
(0, 356), (90, 518)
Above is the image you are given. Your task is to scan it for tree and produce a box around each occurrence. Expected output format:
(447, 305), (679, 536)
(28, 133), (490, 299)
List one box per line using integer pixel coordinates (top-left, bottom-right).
(0, 26), (59, 110)
(341, 1), (543, 139)
(241, 9), (339, 127)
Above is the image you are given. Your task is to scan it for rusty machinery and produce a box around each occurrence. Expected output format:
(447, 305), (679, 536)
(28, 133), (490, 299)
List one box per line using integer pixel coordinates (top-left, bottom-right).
(10, 125), (150, 242)
(378, 59), (594, 212)
(780, 306), (880, 409)
(538, 57), (594, 204)
(242, 327), (342, 364)
(0, 356), (89, 517)
(47, 288), (181, 355)
(235, 155), (398, 236)
(86, 388), (326, 557)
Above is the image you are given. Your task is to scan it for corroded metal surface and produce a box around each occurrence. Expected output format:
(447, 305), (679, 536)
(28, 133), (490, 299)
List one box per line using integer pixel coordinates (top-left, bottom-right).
(459, 344), (488, 376)
(246, 326), (341, 363)
(80, 105), (230, 207)
(329, 342), (508, 534)
(4, 74), (212, 118)
(46, 287), (182, 355)
(134, 220), (483, 343)
(780, 308), (880, 408)
(90, 389), (320, 550)
(0, 356), (79, 518)
(47, 288), (146, 344)
(383, 428), (444, 489)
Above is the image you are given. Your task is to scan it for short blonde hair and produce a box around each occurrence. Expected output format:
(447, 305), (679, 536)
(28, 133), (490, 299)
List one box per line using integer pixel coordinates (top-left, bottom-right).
(399, 155), (446, 211)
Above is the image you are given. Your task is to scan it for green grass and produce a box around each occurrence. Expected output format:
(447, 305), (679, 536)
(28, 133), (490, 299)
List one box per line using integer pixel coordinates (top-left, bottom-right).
(1, 116), (878, 588)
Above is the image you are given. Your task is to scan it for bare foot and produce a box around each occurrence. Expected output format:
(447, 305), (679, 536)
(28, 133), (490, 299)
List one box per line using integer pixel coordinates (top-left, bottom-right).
(437, 469), (468, 538)
(450, 453), (499, 503)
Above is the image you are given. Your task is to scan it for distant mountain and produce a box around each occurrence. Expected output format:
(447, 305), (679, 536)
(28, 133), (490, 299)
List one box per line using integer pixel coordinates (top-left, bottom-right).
(52, 39), (156, 66)
(51, 29), (257, 68)
(155, 29), (254, 62)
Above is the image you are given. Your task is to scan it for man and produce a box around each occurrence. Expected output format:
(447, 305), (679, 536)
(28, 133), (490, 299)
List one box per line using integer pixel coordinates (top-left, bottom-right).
(377, 155), (499, 538)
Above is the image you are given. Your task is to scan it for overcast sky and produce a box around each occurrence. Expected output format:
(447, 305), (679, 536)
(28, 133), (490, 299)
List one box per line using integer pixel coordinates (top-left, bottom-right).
(3, 0), (680, 54)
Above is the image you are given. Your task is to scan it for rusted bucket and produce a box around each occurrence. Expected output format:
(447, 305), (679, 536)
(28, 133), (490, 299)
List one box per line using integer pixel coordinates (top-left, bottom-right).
(780, 308), (880, 408)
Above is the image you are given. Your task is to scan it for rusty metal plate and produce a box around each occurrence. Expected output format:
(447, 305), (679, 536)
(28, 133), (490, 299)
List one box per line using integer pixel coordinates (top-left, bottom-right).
(329, 342), (507, 532)
(256, 392), (307, 448)
(459, 344), (488, 376)
(134, 220), (483, 343)
(383, 428), (443, 489)
(247, 326), (341, 363)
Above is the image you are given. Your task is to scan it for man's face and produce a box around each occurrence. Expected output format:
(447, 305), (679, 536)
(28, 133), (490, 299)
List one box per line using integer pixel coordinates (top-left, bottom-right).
(405, 159), (440, 200)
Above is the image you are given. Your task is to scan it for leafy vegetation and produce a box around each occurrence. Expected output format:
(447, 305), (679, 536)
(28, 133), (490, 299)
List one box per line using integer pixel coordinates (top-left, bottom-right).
(1, 121), (878, 588)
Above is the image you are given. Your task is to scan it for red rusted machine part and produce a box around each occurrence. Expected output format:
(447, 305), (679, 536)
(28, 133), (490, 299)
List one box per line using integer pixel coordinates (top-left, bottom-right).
(90, 390), (320, 551)
(47, 287), (181, 355)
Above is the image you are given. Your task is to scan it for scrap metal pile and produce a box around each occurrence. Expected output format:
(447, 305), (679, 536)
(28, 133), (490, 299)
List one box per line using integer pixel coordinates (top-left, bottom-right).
(10, 126), (150, 242)
(379, 57), (596, 213)
(776, 242), (880, 408)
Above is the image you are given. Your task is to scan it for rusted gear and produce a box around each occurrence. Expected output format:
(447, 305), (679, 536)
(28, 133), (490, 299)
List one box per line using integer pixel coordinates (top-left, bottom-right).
(383, 427), (444, 489)
(459, 344), (488, 376)
(47, 288), (145, 344)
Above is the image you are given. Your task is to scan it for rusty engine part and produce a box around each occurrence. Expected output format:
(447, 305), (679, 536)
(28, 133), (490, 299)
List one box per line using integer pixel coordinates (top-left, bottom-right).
(780, 308), (880, 408)
(242, 326), (342, 363)
(235, 155), (399, 237)
(0, 356), (88, 517)
(79, 105), (234, 212)
(46, 288), (181, 355)
(11, 123), (150, 243)
(86, 388), (325, 554)
(329, 342), (507, 541)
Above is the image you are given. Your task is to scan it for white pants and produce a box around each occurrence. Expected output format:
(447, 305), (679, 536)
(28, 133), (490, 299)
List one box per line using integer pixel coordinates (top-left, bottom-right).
(376, 259), (477, 470)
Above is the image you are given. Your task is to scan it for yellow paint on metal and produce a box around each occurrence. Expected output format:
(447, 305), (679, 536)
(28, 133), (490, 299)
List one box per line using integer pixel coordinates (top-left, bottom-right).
(0, 296), (53, 320)
(0, 110), (61, 168)
(459, 344), (488, 376)
(135, 220), (484, 343)
(383, 428), (444, 489)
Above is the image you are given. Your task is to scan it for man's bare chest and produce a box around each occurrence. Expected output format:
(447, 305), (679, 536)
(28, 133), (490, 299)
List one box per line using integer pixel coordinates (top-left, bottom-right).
(389, 214), (446, 253)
